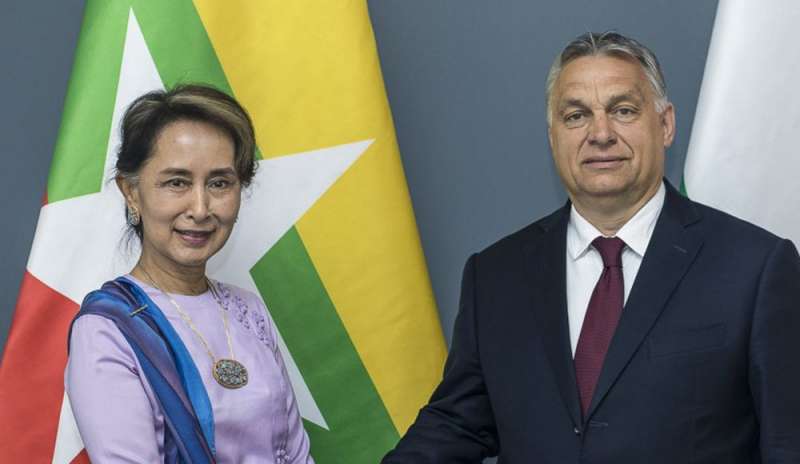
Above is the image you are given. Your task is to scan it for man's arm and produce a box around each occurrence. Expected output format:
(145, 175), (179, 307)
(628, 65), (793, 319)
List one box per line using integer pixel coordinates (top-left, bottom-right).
(749, 239), (800, 462)
(383, 254), (499, 463)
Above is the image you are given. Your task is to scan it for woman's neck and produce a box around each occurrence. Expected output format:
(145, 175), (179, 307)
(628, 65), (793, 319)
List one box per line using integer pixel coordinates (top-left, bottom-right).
(131, 257), (207, 296)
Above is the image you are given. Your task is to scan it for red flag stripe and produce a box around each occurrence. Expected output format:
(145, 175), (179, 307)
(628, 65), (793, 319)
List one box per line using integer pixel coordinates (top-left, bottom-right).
(0, 271), (80, 463)
(70, 449), (90, 464)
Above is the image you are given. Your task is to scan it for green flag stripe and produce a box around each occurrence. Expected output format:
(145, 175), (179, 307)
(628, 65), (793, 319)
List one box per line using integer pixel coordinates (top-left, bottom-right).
(47, 1), (129, 202)
(251, 227), (399, 462)
(49, 0), (241, 203)
(129, 0), (231, 95)
(131, 0), (264, 160)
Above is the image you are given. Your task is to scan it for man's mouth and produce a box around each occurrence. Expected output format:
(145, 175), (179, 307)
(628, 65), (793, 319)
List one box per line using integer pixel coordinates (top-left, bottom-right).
(583, 156), (627, 168)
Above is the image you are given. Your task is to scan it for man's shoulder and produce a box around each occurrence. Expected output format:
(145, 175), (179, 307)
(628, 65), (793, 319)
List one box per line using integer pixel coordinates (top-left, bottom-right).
(476, 205), (567, 259)
(475, 193), (788, 259)
(684, 195), (784, 249)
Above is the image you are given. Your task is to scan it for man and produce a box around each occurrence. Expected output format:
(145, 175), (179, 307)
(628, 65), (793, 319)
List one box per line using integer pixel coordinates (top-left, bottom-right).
(383, 32), (800, 463)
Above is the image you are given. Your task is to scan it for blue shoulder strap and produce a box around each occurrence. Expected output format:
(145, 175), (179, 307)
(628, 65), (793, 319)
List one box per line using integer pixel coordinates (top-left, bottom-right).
(69, 276), (216, 463)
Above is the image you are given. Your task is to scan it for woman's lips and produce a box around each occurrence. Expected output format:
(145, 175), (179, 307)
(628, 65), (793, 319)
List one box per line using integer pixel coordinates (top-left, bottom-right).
(176, 229), (213, 246)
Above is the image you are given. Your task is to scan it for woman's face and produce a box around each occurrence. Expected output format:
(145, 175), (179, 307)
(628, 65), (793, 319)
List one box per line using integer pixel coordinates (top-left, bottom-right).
(120, 119), (241, 276)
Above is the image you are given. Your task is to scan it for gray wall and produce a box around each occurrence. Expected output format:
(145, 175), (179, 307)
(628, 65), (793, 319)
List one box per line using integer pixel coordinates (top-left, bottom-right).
(0, 1), (718, 362)
(0, 0), (86, 354)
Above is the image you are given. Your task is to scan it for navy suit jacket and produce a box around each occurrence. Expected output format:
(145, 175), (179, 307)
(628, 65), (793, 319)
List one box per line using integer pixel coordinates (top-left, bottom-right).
(384, 182), (800, 463)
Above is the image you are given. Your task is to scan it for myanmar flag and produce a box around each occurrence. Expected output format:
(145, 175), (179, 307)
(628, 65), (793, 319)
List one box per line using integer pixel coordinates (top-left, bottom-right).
(684, 0), (800, 246)
(0, 1), (446, 462)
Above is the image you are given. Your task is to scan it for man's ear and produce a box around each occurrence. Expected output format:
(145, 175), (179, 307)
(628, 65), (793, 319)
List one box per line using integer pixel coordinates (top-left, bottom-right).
(661, 102), (676, 148)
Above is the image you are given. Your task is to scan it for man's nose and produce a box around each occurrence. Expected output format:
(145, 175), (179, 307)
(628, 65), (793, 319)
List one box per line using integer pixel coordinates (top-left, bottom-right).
(587, 113), (617, 147)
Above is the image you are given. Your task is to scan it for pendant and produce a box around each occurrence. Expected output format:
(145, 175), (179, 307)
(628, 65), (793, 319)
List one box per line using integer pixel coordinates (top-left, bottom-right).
(213, 358), (248, 389)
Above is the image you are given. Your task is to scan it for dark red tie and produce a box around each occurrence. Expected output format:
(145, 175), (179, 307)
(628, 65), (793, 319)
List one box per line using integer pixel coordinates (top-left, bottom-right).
(574, 236), (626, 416)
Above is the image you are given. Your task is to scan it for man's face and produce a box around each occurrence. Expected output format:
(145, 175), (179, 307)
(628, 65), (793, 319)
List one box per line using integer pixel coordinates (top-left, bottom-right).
(548, 55), (675, 211)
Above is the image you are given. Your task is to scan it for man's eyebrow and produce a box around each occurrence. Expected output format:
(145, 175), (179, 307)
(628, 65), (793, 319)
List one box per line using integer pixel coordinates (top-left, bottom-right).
(605, 90), (644, 108)
(558, 98), (590, 112)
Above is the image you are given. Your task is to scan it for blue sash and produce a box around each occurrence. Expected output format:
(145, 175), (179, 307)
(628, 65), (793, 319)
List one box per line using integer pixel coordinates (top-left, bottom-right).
(69, 277), (216, 463)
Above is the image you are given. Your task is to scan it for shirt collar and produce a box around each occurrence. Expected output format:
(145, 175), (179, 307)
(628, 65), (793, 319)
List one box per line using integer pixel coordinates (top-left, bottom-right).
(567, 181), (666, 260)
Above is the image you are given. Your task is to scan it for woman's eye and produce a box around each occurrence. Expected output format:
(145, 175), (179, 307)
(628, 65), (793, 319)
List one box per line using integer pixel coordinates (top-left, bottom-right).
(166, 178), (188, 188)
(209, 179), (233, 190)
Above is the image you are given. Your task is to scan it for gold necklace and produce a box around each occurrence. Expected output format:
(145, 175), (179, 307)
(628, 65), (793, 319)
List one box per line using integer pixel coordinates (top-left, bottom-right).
(138, 269), (249, 389)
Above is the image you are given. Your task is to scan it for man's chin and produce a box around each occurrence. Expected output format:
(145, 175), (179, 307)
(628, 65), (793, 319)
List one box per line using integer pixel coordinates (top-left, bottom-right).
(578, 182), (630, 199)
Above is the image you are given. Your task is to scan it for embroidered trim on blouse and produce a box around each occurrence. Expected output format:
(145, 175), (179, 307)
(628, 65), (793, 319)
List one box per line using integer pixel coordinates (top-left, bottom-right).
(215, 282), (275, 351)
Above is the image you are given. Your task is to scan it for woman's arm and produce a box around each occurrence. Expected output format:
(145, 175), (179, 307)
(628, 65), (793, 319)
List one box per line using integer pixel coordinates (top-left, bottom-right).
(66, 315), (164, 463)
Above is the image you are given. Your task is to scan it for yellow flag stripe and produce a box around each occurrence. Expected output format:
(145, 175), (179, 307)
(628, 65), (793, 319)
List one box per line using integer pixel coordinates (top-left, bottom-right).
(297, 137), (446, 433)
(193, 0), (446, 433)
(193, 0), (387, 158)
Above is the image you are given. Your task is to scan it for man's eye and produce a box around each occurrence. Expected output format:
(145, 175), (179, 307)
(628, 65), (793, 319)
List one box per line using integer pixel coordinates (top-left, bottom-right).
(563, 111), (587, 127)
(614, 107), (638, 118)
(565, 112), (584, 122)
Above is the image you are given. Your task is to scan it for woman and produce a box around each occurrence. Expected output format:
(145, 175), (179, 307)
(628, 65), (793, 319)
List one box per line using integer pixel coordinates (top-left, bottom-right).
(66, 84), (314, 463)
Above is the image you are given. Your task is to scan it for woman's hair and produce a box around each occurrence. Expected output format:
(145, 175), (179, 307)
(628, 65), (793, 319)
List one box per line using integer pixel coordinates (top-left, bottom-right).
(116, 84), (257, 241)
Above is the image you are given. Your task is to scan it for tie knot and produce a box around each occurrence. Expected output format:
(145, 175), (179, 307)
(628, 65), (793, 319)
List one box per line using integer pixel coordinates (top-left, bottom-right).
(592, 236), (625, 268)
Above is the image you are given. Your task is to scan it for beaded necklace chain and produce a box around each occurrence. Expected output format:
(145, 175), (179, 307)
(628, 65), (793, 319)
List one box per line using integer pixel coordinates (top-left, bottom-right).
(139, 268), (248, 389)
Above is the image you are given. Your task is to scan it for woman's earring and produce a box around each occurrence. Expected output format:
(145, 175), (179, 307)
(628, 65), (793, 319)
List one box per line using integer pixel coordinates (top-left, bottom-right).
(127, 206), (141, 226)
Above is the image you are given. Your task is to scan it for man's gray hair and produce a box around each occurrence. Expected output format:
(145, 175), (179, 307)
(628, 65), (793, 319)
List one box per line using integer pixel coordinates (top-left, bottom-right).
(545, 31), (669, 125)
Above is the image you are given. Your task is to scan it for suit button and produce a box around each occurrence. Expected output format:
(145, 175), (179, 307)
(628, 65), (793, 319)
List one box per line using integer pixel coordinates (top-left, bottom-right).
(573, 426), (581, 435)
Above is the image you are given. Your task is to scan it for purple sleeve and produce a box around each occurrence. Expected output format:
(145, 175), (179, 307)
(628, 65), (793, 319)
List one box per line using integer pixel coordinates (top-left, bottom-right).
(259, 299), (314, 464)
(65, 315), (164, 463)
(277, 345), (314, 464)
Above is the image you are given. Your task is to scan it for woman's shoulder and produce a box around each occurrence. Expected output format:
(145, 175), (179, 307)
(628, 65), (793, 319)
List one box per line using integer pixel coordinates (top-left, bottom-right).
(68, 313), (138, 367)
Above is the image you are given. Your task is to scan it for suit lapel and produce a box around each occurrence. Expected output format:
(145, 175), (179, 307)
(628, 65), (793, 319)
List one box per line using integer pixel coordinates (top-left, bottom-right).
(586, 183), (704, 419)
(524, 204), (583, 428)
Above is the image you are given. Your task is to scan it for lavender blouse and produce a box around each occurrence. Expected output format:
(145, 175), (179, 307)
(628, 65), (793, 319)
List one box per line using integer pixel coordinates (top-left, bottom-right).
(65, 276), (314, 463)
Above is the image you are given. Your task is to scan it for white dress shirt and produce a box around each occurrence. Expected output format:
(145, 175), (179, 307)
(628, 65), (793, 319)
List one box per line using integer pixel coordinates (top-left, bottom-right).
(565, 182), (666, 355)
